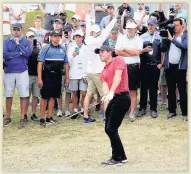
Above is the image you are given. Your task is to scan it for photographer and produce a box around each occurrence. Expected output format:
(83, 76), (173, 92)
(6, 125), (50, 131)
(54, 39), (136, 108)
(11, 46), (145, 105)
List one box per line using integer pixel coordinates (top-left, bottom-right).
(137, 19), (165, 118)
(26, 31), (41, 122)
(162, 18), (187, 121)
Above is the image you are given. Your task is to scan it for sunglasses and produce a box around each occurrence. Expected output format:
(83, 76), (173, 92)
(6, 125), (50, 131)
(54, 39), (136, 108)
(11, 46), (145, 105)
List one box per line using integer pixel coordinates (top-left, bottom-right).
(72, 19), (78, 22)
(13, 28), (21, 31)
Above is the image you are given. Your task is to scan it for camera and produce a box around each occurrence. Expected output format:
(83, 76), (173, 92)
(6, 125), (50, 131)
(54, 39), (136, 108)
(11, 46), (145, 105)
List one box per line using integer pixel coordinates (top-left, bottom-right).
(33, 38), (37, 47)
(64, 31), (68, 38)
(125, 6), (130, 13)
(143, 42), (152, 49)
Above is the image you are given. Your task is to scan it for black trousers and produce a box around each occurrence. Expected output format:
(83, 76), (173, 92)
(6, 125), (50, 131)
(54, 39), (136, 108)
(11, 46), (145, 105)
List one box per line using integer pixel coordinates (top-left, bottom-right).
(105, 92), (131, 161)
(165, 63), (187, 116)
(140, 64), (160, 111)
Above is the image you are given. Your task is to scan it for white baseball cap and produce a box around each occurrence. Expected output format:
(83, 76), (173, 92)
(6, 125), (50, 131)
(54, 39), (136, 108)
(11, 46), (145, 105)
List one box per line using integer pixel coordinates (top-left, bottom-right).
(74, 30), (84, 37)
(90, 24), (101, 33)
(125, 21), (137, 29)
(26, 31), (35, 38)
(72, 14), (81, 21)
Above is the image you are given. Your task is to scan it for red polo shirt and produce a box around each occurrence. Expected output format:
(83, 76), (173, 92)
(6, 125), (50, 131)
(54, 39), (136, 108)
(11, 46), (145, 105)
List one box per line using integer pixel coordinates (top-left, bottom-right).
(100, 56), (129, 94)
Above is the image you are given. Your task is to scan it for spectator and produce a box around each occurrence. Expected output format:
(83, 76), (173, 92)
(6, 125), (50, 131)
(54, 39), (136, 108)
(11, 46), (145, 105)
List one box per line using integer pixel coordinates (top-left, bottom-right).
(94, 3), (109, 25)
(82, 9), (117, 124)
(3, 23), (32, 128)
(117, 3), (134, 18)
(37, 30), (69, 126)
(163, 18), (188, 121)
(137, 19), (164, 118)
(32, 15), (47, 46)
(100, 4), (115, 29)
(39, 3), (65, 31)
(68, 30), (88, 119)
(26, 31), (41, 122)
(174, 3), (188, 23)
(3, 4), (11, 37)
(58, 11), (73, 29)
(57, 25), (73, 117)
(71, 15), (82, 33)
(9, 4), (27, 28)
(43, 18), (63, 46)
(115, 20), (143, 122)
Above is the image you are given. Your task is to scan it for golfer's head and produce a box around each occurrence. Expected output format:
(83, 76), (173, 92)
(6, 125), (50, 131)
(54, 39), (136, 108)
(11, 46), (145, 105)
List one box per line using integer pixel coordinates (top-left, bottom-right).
(94, 45), (112, 62)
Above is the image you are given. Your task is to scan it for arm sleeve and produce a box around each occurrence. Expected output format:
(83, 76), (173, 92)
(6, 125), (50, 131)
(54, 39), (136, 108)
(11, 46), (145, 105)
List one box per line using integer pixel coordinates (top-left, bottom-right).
(37, 46), (47, 62)
(171, 34), (187, 50)
(114, 57), (126, 71)
(3, 40), (20, 60)
(67, 46), (75, 66)
(17, 40), (32, 57)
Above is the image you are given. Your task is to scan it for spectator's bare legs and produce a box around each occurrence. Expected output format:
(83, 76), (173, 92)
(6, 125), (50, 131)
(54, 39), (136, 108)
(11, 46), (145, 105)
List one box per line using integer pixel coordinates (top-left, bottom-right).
(161, 85), (168, 104)
(47, 98), (55, 118)
(32, 96), (38, 114)
(65, 92), (71, 110)
(40, 98), (48, 119)
(6, 97), (13, 118)
(81, 91), (86, 110)
(83, 93), (93, 118)
(72, 91), (78, 110)
(129, 90), (137, 112)
(20, 97), (28, 119)
(57, 94), (63, 110)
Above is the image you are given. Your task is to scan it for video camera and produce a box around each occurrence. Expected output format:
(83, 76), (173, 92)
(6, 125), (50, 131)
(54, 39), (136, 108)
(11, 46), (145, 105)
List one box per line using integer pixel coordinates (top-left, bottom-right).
(159, 7), (176, 38)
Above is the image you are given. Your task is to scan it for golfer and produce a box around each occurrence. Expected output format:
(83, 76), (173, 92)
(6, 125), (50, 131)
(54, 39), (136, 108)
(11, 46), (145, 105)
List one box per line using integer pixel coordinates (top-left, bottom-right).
(95, 45), (131, 166)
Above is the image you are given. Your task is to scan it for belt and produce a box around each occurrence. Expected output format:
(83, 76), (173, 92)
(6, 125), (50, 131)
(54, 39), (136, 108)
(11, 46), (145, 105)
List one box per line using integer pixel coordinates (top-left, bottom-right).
(128, 63), (139, 67)
(145, 62), (158, 66)
(115, 92), (129, 96)
(47, 13), (58, 16)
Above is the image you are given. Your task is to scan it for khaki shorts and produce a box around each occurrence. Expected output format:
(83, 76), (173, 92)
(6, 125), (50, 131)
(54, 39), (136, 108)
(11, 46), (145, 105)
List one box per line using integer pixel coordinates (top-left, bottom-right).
(29, 76), (40, 97)
(86, 73), (103, 96)
(159, 67), (167, 86)
(4, 70), (29, 98)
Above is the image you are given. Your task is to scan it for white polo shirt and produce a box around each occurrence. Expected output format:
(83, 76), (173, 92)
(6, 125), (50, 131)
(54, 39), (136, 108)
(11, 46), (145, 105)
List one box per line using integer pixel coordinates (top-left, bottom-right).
(115, 34), (143, 64)
(168, 33), (182, 64)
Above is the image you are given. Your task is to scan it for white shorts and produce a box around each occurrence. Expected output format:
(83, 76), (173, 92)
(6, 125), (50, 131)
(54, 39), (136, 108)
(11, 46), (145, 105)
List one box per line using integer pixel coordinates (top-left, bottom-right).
(4, 70), (29, 98)
(29, 76), (40, 97)
(69, 79), (87, 91)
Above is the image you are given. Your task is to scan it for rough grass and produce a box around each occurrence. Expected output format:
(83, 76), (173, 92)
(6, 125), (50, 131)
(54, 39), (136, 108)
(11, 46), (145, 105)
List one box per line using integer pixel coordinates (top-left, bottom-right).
(2, 91), (188, 172)
(2, 10), (188, 172)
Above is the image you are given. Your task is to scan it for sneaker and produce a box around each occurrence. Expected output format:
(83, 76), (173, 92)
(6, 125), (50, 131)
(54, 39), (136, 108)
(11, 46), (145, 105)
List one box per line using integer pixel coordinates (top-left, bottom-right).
(99, 111), (104, 118)
(95, 103), (101, 111)
(50, 117), (57, 123)
(157, 93), (162, 101)
(70, 108), (79, 119)
(57, 109), (63, 117)
(64, 109), (71, 117)
(137, 109), (146, 117)
(4, 118), (11, 127)
(103, 118), (106, 125)
(82, 117), (96, 124)
(129, 112), (136, 122)
(18, 119), (26, 129)
(101, 158), (122, 166)
(182, 116), (188, 121)
(177, 99), (180, 105)
(151, 110), (158, 118)
(122, 156), (128, 163)
(39, 118), (46, 127)
(31, 114), (39, 121)
(159, 103), (167, 111)
(167, 113), (177, 119)
(24, 114), (28, 123)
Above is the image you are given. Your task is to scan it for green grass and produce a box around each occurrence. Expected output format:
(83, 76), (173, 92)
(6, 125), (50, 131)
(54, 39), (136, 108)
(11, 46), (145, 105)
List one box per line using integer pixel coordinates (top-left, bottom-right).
(2, 9), (188, 172)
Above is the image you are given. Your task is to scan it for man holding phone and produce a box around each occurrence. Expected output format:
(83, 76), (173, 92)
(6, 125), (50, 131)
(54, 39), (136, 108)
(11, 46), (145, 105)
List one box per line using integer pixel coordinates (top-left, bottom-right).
(137, 18), (164, 118)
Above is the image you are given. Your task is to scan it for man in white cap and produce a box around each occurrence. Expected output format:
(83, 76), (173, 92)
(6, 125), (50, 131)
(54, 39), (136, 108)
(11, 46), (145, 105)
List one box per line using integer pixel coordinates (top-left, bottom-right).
(115, 19), (143, 122)
(71, 14), (82, 33)
(68, 30), (88, 119)
(81, 8), (117, 124)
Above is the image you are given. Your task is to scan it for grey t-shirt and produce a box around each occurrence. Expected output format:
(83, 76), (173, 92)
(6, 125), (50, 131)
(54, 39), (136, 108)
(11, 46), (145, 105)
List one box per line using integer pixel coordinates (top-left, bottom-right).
(94, 3), (108, 24)
(35, 29), (47, 45)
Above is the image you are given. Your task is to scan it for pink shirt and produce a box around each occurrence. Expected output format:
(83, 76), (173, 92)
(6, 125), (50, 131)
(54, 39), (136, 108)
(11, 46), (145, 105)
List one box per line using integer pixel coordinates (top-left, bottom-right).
(100, 56), (129, 94)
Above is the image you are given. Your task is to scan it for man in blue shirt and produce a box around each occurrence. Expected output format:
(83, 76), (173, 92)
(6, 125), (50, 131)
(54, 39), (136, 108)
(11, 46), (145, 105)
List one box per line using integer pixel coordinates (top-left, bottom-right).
(3, 23), (32, 128)
(37, 30), (69, 126)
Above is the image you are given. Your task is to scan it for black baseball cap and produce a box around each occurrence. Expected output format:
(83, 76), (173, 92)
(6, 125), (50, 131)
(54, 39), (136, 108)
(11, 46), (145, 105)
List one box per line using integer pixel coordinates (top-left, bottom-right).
(13, 23), (22, 30)
(59, 11), (67, 16)
(106, 3), (114, 8)
(95, 45), (113, 54)
(54, 18), (63, 24)
(50, 30), (62, 36)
